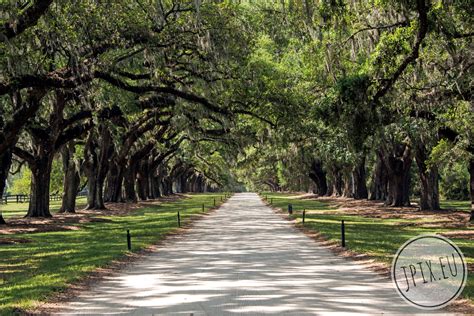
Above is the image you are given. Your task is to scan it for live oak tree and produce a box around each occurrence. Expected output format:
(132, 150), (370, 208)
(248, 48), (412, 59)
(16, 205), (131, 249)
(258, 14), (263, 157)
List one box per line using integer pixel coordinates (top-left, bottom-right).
(13, 91), (93, 217)
(1, 1), (473, 222)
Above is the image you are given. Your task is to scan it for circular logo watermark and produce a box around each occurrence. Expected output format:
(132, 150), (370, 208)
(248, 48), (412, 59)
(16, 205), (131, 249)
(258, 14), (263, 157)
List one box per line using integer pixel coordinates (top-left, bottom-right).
(392, 234), (467, 310)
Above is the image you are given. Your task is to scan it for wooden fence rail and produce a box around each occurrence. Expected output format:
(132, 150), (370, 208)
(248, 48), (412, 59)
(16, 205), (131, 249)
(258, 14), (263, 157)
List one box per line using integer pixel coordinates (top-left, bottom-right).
(1, 191), (87, 205)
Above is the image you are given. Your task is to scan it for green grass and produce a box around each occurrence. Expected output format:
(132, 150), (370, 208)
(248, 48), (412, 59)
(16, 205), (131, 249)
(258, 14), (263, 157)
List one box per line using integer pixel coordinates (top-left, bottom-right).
(262, 192), (474, 303)
(440, 200), (471, 211)
(0, 193), (227, 315)
(0, 197), (88, 218)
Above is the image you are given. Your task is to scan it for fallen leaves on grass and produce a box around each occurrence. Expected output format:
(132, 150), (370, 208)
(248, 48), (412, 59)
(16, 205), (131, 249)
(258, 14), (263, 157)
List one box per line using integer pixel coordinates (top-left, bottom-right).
(0, 195), (185, 235)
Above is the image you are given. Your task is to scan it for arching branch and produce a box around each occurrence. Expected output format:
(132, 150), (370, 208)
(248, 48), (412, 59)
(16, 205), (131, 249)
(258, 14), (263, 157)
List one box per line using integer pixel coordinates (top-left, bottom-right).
(0, 0), (54, 41)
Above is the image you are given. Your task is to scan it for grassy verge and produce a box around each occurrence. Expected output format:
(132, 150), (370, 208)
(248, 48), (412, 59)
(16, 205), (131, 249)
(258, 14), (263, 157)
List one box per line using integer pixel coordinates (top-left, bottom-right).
(0, 193), (228, 315)
(440, 200), (472, 212)
(0, 197), (88, 218)
(262, 192), (473, 303)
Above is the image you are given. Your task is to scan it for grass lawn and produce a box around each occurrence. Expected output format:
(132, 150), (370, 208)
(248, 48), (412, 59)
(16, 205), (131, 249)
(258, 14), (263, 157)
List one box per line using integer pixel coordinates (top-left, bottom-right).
(441, 200), (472, 212)
(0, 193), (227, 315)
(0, 197), (88, 218)
(262, 192), (474, 303)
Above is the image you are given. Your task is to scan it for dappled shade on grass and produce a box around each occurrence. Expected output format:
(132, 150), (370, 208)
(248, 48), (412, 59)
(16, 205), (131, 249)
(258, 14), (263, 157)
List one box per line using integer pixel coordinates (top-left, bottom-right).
(0, 193), (226, 314)
(0, 197), (88, 219)
(263, 192), (474, 303)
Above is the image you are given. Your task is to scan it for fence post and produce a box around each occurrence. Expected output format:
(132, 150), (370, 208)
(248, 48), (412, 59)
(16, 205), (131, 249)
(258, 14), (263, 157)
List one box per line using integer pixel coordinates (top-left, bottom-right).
(202, 204), (204, 212)
(270, 198), (273, 205)
(341, 220), (346, 247)
(302, 209), (305, 225)
(177, 211), (181, 227)
(288, 204), (293, 215)
(127, 230), (131, 251)
(213, 198), (216, 206)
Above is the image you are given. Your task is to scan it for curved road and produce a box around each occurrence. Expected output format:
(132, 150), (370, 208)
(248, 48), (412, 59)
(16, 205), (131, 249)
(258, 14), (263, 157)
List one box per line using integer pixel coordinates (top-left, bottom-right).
(60, 193), (419, 315)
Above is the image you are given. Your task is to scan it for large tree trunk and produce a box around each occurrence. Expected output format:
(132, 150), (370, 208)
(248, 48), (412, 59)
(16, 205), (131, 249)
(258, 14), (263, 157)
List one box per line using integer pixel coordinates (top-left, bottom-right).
(162, 177), (173, 195)
(93, 128), (111, 209)
(309, 159), (328, 196)
(332, 170), (343, 196)
(149, 173), (161, 199)
(342, 173), (353, 197)
(84, 129), (109, 210)
(86, 167), (99, 209)
(85, 136), (99, 209)
(104, 161), (124, 202)
(326, 179), (334, 196)
(59, 143), (80, 213)
(198, 175), (205, 193)
(415, 143), (440, 211)
(180, 173), (188, 193)
(369, 153), (388, 200)
(123, 161), (138, 202)
(352, 156), (368, 199)
(384, 144), (412, 207)
(469, 159), (474, 222)
(136, 160), (149, 201)
(26, 156), (54, 217)
(85, 154), (105, 210)
(327, 166), (343, 196)
(0, 150), (13, 224)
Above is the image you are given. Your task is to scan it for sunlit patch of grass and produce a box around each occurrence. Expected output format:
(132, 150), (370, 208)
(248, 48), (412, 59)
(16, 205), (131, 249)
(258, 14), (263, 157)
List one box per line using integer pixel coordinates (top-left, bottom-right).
(0, 193), (227, 315)
(262, 192), (474, 303)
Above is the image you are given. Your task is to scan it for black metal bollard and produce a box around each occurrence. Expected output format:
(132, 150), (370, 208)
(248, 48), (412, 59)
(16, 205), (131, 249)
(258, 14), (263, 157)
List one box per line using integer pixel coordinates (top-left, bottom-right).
(213, 198), (216, 206)
(127, 230), (131, 251)
(270, 198), (273, 205)
(341, 220), (346, 247)
(178, 211), (181, 227)
(302, 209), (306, 225)
(202, 204), (205, 212)
(288, 204), (293, 215)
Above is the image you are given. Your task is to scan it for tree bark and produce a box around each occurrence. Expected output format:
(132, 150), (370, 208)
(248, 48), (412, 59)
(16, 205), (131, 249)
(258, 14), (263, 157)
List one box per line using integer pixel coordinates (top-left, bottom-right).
(136, 160), (149, 201)
(84, 127), (111, 210)
(332, 170), (343, 196)
(369, 153), (388, 200)
(104, 161), (124, 202)
(326, 179), (334, 196)
(384, 144), (412, 207)
(309, 159), (328, 196)
(415, 143), (440, 211)
(342, 173), (353, 197)
(86, 166), (99, 208)
(27, 156), (54, 217)
(352, 156), (368, 199)
(162, 176), (173, 195)
(17, 91), (92, 216)
(59, 143), (80, 213)
(149, 173), (161, 199)
(0, 150), (12, 224)
(469, 159), (474, 221)
(123, 162), (138, 202)
(94, 128), (111, 209)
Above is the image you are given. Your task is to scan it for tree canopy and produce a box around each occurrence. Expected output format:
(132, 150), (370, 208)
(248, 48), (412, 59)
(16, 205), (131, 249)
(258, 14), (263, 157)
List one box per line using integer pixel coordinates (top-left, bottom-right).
(0, 0), (473, 223)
